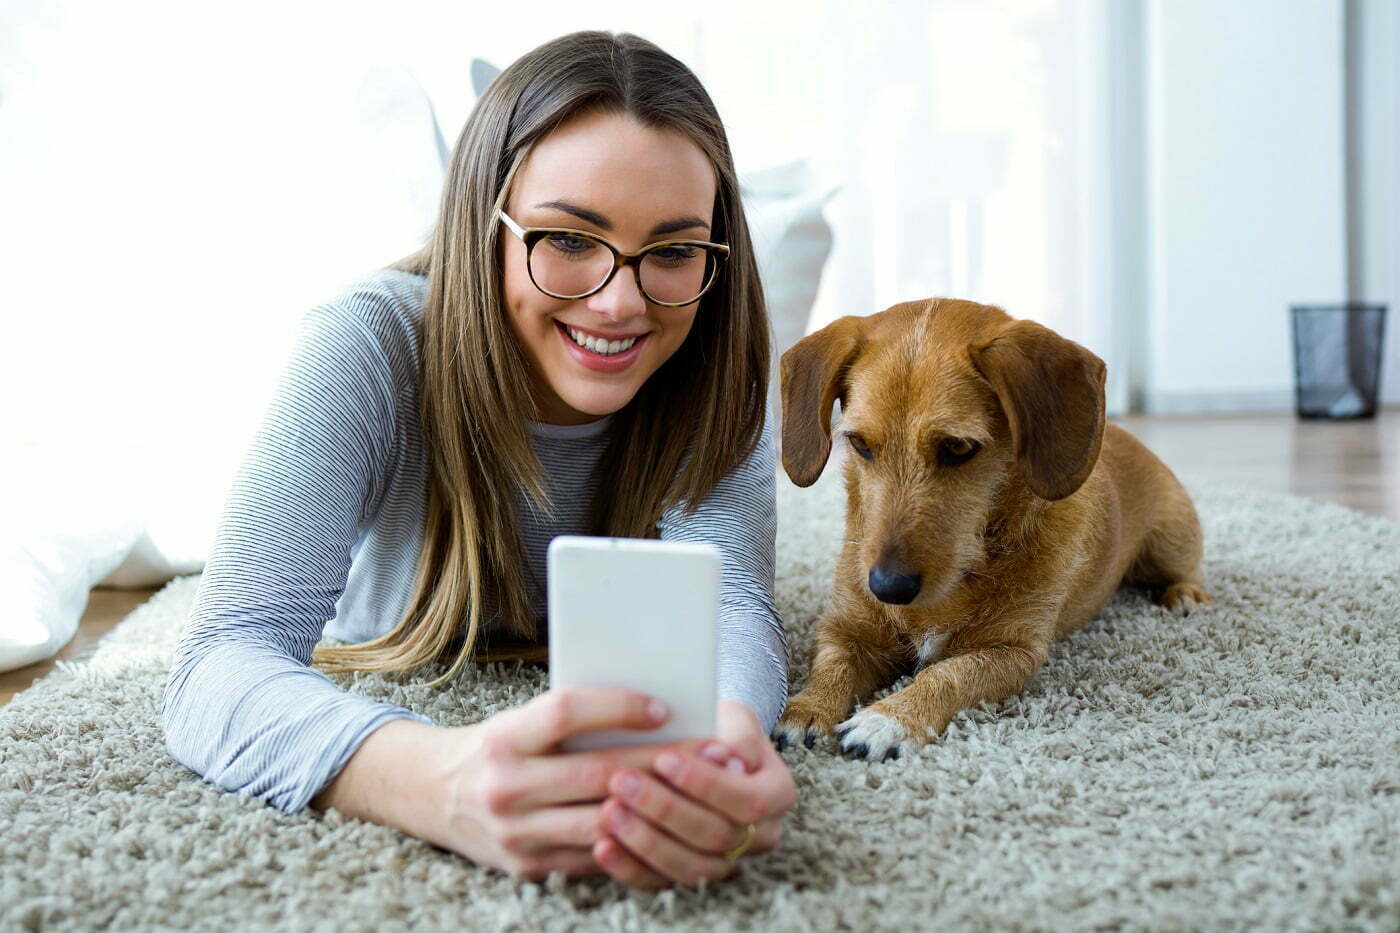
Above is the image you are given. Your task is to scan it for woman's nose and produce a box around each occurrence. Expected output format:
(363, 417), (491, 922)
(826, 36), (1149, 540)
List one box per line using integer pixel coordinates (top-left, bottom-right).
(585, 263), (649, 321)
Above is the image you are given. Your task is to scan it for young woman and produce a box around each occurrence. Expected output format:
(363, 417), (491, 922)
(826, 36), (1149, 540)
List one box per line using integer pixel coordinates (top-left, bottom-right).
(160, 31), (796, 889)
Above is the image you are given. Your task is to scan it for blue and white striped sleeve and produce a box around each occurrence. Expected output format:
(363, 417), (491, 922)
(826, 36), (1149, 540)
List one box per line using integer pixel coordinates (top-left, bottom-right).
(160, 300), (433, 815)
(657, 405), (789, 735)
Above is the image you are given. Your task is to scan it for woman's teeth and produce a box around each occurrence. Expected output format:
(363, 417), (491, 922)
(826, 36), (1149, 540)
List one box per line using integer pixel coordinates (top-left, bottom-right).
(565, 324), (639, 357)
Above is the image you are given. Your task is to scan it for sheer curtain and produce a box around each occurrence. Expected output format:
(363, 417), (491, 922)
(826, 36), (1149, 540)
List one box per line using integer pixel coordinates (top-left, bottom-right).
(692, 0), (1127, 413)
(652, 0), (1127, 412)
(0, 0), (1126, 474)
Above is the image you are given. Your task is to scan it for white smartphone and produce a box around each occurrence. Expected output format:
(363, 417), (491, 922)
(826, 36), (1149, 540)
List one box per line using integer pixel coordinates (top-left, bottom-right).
(547, 535), (721, 752)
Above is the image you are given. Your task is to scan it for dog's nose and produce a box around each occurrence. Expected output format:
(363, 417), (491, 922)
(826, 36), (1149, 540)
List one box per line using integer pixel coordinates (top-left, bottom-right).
(868, 566), (922, 604)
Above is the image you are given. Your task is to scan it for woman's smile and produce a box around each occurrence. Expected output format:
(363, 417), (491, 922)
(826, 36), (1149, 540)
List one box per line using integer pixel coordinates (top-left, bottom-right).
(555, 319), (652, 373)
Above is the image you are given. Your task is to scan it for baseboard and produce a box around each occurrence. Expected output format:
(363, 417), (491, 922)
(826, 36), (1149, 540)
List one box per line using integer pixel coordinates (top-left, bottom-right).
(1130, 387), (1296, 414)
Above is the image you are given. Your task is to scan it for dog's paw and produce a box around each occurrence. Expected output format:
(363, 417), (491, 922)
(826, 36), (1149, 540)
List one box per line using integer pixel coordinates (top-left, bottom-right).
(1156, 582), (1213, 616)
(773, 692), (848, 751)
(771, 718), (825, 752)
(772, 711), (823, 750)
(834, 709), (909, 762)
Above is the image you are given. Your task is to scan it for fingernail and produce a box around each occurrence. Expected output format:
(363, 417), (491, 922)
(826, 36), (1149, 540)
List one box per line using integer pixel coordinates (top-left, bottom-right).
(700, 743), (728, 765)
(655, 751), (682, 778)
(648, 699), (669, 722)
(727, 756), (746, 774)
(618, 774), (641, 799)
(608, 804), (633, 829)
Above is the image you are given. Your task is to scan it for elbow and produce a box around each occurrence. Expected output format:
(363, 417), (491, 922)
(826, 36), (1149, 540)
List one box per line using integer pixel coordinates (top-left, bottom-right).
(159, 676), (195, 774)
(159, 646), (209, 775)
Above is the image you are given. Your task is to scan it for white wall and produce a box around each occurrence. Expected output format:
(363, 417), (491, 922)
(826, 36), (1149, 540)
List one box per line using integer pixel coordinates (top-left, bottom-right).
(1348, 0), (1399, 405)
(0, 0), (1126, 464)
(1138, 0), (1349, 414)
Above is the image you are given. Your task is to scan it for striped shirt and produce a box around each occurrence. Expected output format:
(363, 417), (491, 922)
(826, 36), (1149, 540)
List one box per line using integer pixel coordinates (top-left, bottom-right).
(159, 267), (788, 815)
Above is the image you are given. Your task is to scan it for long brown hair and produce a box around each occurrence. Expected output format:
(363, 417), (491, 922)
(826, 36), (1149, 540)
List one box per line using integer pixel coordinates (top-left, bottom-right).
(311, 31), (770, 688)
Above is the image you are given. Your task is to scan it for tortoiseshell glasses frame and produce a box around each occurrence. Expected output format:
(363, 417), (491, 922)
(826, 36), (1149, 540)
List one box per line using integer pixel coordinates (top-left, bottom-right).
(497, 208), (730, 308)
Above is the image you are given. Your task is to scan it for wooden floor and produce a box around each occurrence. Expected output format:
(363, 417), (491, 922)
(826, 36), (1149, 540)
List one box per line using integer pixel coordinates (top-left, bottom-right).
(2, 407), (1396, 709)
(1111, 407), (1400, 523)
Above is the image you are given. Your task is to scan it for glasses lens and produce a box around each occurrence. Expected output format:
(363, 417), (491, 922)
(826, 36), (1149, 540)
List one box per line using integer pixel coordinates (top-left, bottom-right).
(639, 244), (718, 305)
(529, 232), (615, 298)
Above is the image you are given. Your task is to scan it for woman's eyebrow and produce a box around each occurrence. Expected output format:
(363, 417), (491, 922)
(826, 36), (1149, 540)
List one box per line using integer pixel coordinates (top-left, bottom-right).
(532, 199), (710, 237)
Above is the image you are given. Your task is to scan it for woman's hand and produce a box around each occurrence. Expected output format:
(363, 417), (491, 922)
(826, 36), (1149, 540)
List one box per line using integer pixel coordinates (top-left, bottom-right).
(433, 685), (709, 883)
(593, 699), (797, 889)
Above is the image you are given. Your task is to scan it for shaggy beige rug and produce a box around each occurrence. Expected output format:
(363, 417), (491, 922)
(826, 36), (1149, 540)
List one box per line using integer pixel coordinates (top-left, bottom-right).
(3, 456), (1398, 931)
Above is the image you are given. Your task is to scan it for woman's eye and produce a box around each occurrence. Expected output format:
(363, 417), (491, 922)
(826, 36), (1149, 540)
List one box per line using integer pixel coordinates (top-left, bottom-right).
(938, 437), (980, 466)
(649, 245), (698, 265)
(546, 233), (595, 254)
(847, 434), (874, 460)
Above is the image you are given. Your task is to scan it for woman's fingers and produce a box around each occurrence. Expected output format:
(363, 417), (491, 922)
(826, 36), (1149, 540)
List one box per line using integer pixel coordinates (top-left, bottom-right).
(592, 836), (672, 890)
(507, 686), (669, 755)
(749, 815), (785, 854)
(508, 739), (713, 809)
(510, 846), (606, 881)
(651, 749), (771, 826)
(502, 802), (607, 852)
(600, 799), (735, 887)
(606, 768), (749, 855)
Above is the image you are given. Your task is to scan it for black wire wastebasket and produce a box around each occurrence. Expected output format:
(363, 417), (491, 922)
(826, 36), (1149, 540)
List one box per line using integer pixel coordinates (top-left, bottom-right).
(1290, 303), (1388, 419)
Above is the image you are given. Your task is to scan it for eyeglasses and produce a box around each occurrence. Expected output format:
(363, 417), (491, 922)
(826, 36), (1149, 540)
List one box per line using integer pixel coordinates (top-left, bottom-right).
(497, 208), (729, 308)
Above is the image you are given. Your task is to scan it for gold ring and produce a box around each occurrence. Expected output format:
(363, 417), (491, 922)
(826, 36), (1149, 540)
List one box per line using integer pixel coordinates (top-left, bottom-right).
(723, 822), (756, 862)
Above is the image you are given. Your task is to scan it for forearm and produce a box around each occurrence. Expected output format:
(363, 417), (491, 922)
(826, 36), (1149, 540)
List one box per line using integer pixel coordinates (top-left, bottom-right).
(309, 718), (453, 848)
(717, 607), (789, 735)
(161, 637), (434, 813)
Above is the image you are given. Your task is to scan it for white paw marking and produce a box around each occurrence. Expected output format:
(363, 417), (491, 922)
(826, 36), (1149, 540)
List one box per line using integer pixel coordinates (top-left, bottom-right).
(916, 631), (950, 670)
(836, 709), (909, 760)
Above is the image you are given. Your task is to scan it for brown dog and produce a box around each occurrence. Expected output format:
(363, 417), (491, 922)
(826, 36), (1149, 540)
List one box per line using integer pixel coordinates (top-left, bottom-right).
(773, 298), (1212, 760)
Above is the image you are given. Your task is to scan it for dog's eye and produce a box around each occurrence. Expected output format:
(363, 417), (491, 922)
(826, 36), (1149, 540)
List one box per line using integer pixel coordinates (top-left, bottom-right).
(938, 437), (980, 466)
(847, 434), (874, 460)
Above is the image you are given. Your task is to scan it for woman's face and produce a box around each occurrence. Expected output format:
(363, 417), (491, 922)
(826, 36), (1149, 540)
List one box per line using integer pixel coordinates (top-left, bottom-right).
(500, 109), (718, 425)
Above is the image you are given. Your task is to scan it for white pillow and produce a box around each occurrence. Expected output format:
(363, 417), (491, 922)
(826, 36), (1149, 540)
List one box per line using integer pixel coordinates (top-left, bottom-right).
(0, 66), (452, 673)
(97, 63), (454, 593)
(0, 447), (145, 672)
(738, 160), (838, 419)
(96, 63), (454, 593)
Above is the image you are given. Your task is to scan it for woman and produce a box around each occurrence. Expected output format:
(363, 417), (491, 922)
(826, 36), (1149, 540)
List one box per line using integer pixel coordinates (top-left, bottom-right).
(160, 30), (796, 890)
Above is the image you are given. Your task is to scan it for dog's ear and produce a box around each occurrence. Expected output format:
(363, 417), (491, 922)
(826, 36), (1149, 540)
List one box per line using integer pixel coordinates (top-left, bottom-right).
(779, 315), (865, 487)
(969, 319), (1107, 501)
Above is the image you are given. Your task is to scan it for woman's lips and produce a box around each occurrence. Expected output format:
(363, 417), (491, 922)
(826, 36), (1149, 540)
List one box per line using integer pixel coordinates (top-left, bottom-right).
(556, 321), (649, 373)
